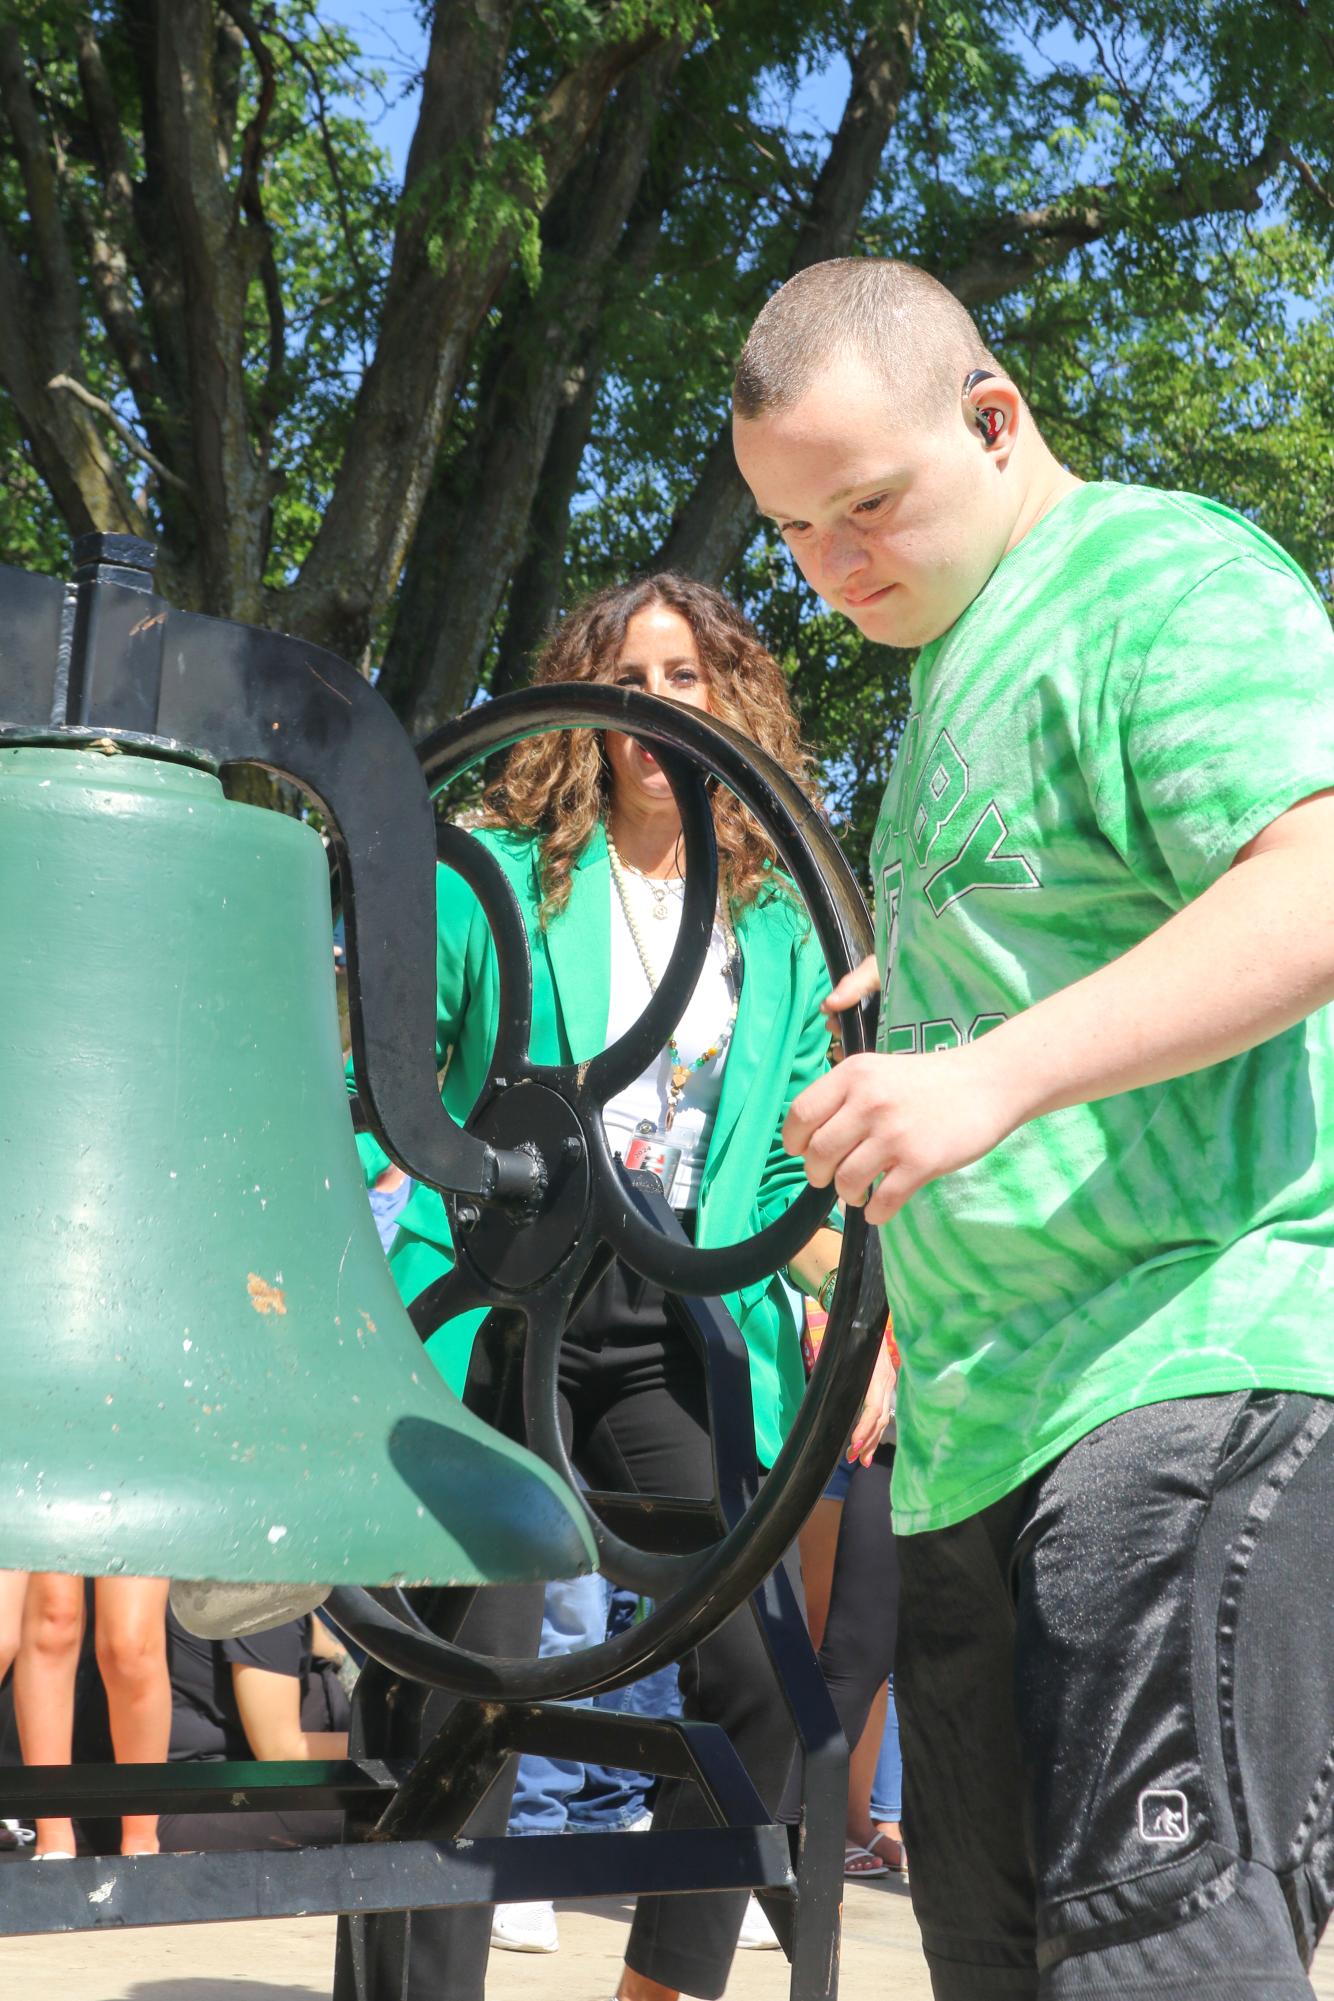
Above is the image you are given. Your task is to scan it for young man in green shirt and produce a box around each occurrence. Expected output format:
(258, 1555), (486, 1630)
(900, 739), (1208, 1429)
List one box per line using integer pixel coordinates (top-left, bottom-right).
(732, 257), (1334, 1997)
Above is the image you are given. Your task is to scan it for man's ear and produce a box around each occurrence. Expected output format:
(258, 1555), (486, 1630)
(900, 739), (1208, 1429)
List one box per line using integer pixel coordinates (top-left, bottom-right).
(961, 374), (1021, 461)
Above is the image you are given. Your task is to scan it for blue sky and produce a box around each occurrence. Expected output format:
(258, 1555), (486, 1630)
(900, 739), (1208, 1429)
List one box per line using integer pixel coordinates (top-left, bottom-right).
(313, 3), (1106, 186)
(316, 1), (854, 181)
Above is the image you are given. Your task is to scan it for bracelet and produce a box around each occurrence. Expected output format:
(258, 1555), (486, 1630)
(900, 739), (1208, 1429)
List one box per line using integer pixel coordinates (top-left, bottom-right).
(816, 1268), (838, 1314)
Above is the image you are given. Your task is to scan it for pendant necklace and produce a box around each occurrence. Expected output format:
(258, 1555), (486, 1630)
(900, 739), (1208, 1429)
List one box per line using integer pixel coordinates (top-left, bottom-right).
(610, 843), (679, 918)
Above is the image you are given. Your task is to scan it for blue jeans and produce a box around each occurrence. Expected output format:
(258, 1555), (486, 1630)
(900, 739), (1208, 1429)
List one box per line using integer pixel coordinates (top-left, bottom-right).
(506, 1576), (682, 1836)
(569, 1588), (682, 1831)
(367, 1176), (411, 1252)
(869, 1674), (903, 1822)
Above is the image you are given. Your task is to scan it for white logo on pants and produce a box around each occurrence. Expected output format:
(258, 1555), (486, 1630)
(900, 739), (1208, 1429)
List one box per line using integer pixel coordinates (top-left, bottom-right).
(1138, 1790), (1190, 1843)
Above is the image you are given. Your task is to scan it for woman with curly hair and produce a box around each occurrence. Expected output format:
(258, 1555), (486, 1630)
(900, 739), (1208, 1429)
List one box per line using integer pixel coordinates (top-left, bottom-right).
(355, 573), (895, 2001)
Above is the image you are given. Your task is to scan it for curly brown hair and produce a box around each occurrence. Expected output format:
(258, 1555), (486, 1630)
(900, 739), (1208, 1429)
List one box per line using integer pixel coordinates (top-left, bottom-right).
(480, 574), (819, 924)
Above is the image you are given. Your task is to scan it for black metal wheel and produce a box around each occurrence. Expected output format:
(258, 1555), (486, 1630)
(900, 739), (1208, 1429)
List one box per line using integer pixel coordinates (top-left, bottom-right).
(330, 687), (887, 1701)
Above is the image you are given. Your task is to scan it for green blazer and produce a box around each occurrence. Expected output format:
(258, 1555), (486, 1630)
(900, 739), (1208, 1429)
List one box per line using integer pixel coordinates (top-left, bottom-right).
(356, 824), (834, 1467)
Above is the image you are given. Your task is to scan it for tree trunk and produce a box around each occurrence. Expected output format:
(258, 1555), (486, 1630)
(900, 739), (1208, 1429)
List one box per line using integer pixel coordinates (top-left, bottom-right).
(488, 347), (605, 697)
(380, 45), (683, 734)
(283, 14), (668, 664)
(0, 27), (147, 541)
(654, 7), (923, 583)
(149, 0), (277, 620)
(487, 141), (680, 697)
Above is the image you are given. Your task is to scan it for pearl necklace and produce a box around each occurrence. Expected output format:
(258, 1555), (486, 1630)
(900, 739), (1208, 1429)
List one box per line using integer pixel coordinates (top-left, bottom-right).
(606, 827), (740, 1132)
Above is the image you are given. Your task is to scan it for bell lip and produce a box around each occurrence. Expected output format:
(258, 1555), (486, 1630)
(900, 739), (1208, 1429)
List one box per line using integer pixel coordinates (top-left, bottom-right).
(0, 725), (218, 772)
(170, 1579), (333, 1641)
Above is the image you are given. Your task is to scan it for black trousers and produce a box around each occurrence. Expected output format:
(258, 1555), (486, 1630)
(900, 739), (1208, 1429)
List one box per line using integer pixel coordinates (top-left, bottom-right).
(819, 1445), (897, 1754)
(777, 1444), (897, 1827)
(897, 1390), (1334, 2000)
(364, 1258), (800, 2001)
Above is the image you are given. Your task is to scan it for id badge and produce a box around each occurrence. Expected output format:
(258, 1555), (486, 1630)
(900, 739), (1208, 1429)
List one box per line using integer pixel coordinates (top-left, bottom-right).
(624, 1128), (682, 1202)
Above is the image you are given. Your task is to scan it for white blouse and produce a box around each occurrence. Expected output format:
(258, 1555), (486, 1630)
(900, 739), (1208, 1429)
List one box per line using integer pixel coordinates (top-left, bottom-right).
(601, 871), (739, 1209)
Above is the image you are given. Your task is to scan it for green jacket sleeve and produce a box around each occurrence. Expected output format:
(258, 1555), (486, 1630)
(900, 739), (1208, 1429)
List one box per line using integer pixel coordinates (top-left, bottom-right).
(756, 924), (842, 1235)
(346, 859), (484, 1185)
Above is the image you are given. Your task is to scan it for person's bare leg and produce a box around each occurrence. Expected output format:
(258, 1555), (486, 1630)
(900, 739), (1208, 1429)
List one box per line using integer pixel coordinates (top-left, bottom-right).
(846, 1682), (893, 1849)
(94, 1575), (171, 1855)
(847, 1683), (905, 1869)
(617, 1972), (678, 2001)
(13, 1573), (84, 1854)
(797, 1496), (843, 1656)
(0, 1571), (30, 1847)
(0, 1570), (28, 1681)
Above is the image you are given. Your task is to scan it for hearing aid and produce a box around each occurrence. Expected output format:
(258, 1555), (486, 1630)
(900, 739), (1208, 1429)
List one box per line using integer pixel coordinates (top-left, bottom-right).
(962, 368), (1006, 445)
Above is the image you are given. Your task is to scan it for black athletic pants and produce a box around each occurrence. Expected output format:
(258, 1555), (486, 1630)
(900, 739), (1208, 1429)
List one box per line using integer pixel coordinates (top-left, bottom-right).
(820, 1446), (898, 1754)
(370, 1257), (800, 2001)
(898, 1390), (1334, 1999)
(777, 1444), (898, 1827)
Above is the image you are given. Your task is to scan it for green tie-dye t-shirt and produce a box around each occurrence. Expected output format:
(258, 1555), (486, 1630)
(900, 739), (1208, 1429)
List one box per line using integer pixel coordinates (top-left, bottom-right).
(872, 481), (1334, 1535)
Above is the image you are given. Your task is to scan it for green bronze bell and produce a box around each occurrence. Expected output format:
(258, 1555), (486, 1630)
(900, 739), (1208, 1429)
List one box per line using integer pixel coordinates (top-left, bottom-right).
(0, 744), (595, 1611)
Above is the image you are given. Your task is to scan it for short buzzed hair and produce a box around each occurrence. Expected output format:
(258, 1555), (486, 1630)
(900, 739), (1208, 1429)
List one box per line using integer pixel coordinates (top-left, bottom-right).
(734, 258), (998, 426)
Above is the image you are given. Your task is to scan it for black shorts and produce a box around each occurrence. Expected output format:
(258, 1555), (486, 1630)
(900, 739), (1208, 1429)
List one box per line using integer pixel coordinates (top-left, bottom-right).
(896, 1390), (1334, 1999)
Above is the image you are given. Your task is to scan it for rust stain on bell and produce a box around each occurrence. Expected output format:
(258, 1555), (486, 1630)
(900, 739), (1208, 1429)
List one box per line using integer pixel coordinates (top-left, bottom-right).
(247, 1273), (287, 1316)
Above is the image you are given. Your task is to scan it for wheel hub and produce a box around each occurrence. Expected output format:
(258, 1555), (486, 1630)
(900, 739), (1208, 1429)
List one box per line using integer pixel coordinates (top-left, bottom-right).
(458, 1082), (591, 1290)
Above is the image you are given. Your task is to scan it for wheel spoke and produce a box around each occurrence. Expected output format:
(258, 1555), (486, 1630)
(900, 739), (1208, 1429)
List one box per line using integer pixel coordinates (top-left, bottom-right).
(589, 1134), (836, 1296)
(434, 822), (534, 1083)
(519, 1263), (699, 1601)
(581, 758), (716, 1105)
(405, 1263), (488, 1342)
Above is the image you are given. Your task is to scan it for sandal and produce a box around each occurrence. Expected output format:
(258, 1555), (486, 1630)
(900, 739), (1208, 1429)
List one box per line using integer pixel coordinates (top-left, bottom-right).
(867, 1831), (908, 1879)
(843, 1842), (889, 1879)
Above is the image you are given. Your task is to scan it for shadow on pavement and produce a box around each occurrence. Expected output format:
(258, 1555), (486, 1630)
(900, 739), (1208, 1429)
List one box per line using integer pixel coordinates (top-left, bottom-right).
(125, 1986), (328, 2001)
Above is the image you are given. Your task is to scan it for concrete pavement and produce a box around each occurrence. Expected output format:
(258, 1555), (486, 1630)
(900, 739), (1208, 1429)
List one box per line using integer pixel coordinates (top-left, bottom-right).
(0, 1874), (1330, 1999)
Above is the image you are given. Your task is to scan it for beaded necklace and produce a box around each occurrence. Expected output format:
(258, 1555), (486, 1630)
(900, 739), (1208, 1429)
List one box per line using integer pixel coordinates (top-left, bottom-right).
(606, 827), (740, 1133)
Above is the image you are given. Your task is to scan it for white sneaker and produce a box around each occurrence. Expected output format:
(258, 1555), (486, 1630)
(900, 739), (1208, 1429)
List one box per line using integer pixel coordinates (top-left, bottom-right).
(626, 1810), (655, 1832)
(0, 1820), (34, 1851)
(491, 1900), (559, 1952)
(736, 1893), (780, 1950)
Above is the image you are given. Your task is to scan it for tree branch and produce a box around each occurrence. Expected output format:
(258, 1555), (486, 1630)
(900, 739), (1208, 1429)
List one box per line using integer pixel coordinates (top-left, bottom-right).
(1286, 147), (1334, 213)
(280, 21), (375, 339)
(0, 27), (83, 350)
(942, 129), (1288, 307)
(655, 81), (1291, 585)
(0, 235), (145, 537)
(0, 28), (150, 539)
(492, 372), (595, 681)
(46, 373), (190, 492)
(217, 0), (286, 433)
(67, 22), (178, 463)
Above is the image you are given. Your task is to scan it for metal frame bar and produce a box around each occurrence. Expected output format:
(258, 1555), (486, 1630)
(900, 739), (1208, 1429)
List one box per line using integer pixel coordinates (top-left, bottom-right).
(0, 1828), (793, 1937)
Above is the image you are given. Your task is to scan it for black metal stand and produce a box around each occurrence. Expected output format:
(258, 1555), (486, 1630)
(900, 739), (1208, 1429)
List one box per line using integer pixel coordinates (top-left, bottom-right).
(328, 1197), (851, 2001)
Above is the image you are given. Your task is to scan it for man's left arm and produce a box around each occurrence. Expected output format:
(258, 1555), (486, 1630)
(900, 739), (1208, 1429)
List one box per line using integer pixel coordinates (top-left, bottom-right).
(789, 789), (1334, 1225)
